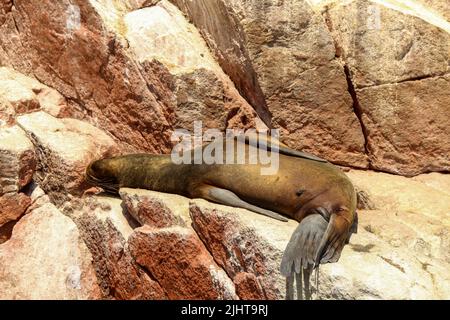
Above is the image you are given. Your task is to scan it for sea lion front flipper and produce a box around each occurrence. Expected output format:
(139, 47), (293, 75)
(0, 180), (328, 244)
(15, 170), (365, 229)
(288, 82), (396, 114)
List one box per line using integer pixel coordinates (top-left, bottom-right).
(193, 184), (289, 222)
(280, 214), (328, 299)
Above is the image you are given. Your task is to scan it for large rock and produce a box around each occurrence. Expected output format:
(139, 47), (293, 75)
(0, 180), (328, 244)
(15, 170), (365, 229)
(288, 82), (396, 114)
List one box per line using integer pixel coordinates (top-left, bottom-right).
(324, 0), (450, 175)
(327, 0), (450, 88)
(0, 202), (102, 299)
(16, 111), (118, 204)
(172, 0), (368, 168)
(0, 0), (12, 34)
(123, 1), (264, 131)
(0, 192), (31, 227)
(0, 67), (66, 126)
(189, 199), (296, 300)
(124, 194), (244, 295)
(129, 225), (238, 299)
(120, 187), (190, 228)
(355, 75), (450, 175)
(0, 0), (175, 153)
(169, 0), (270, 126)
(63, 196), (167, 300)
(0, 125), (35, 195)
(0, 0), (264, 153)
(120, 188), (238, 299)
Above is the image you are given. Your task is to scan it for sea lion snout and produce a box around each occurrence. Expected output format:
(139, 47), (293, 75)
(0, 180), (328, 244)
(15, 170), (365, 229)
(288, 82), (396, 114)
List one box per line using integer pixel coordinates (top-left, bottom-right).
(85, 158), (120, 193)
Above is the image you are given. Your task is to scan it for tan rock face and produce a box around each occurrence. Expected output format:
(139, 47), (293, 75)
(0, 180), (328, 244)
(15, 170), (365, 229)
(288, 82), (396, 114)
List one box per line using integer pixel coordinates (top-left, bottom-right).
(124, 1), (263, 131)
(0, 202), (101, 299)
(347, 170), (450, 227)
(325, 0), (450, 175)
(169, 0), (271, 126)
(0, 125), (35, 195)
(16, 111), (118, 204)
(172, 0), (368, 168)
(356, 75), (450, 175)
(327, 1), (450, 88)
(0, 67), (66, 125)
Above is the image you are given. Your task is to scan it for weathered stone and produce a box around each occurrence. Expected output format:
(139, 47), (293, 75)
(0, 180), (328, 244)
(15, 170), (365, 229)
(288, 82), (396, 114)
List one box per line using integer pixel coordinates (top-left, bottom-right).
(173, 0), (367, 167)
(129, 225), (237, 299)
(16, 111), (118, 204)
(189, 199), (295, 300)
(0, 192), (31, 227)
(0, 67), (66, 125)
(412, 172), (450, 196)
(23, 182), (51, 213)
(0, 202), (102, 299)
(347, 170), (450, 226)
(420, 0), (450, 21)
(64, 196), (166, 300)
(124, 1), (264, 131)
(1, 0), (175, 153)
(120, 188), (238, 299)
(327, 0), (450, 88)
(234, 272), (265, 300)
(356, 75), (450, 176)
(0, 125), (35, 195)
(169, 0), (270, 126)
(0, 0), (12, 33)
(120, 188), (190, 228)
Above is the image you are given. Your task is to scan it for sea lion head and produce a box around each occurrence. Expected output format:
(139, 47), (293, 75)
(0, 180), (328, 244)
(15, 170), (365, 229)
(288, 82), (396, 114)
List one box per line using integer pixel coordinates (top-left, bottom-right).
(312, 179), (358, 265)
(85, 158), (121, 193)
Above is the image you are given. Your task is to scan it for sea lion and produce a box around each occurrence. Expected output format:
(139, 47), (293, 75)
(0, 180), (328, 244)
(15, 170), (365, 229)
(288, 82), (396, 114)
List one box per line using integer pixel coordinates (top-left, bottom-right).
(86, 137), (358, 300)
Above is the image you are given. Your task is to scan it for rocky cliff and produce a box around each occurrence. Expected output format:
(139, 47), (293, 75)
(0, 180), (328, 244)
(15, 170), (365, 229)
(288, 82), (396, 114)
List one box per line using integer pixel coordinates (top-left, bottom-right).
(0, 0), (449, 299)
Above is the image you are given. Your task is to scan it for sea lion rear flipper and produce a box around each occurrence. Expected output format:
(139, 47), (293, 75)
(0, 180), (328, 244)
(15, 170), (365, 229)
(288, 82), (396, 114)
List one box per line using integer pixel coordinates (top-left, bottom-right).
(280, 214), (328, 299)
(194, 185), (289, 222)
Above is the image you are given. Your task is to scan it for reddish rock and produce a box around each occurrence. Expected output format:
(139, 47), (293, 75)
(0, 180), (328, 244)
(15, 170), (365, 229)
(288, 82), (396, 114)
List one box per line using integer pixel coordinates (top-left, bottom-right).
(0, 202), (102, 299)
(16, 111), (118, 204)
(129, 225), (237, 300)
(189, 199), (295, 300)
(0, 219), (15, 244)
(0, 192), (31, 227)
(172, 0), (368, 168)
(120, 188), (189, 228)
(0, 125), (35, 195)
(234, 272), (265, 300)
(63, 196), (166, 300)
(0, 0), (175, 153)
(0, 0), (12, 28)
